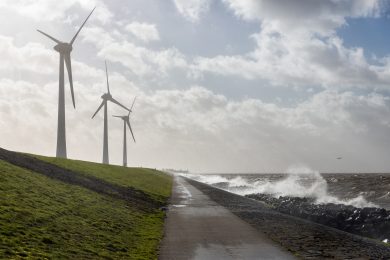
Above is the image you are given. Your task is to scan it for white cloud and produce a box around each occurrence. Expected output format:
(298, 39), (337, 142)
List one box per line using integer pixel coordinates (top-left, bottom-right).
(82, 26), (187, 77)
(189, 0), (389, 90)
(0, 35), (55, 76)
(125, 22), (160, 42)
(100, 42), (187, 77)
(130, 86), (390, 172)
(2, 1), (390, 173)
(0, 0), (112, 24)
(1, 31), (390, 172)
(222, 0), (380, 35)
(192, 30), (387, 88)
(173, 0), (212, 22)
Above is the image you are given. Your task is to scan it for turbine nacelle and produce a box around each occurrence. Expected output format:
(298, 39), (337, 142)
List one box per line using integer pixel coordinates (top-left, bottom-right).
(113, 114), (135, 143)
(92, 61), (131, 120)
(102, 92), (112, 100)
(118, 115), (129, 121)
(54, 43), (73, 53)
(113, 96), (137, 144)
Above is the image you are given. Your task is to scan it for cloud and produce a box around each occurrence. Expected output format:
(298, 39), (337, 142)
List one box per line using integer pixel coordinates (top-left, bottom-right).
(125, 22), (160, 42)
(189, 0), (389, 90)
(0, 35), (55, 76)
(2, 1), (390, 173)
(0, 0), (113, 24)
(130, 85), (390, 172)
(1, 30), (390, 172)
(82, 26), (187, 77)
(222, 0), (380, 35)
(173, 0), (212, 22)
(192, 30), (387, 88)
(100, 42), (187, 77)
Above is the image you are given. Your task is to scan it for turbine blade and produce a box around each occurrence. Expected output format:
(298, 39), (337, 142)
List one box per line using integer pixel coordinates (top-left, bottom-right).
(112, 115), (122, 118)
(64, 54), (75, 108)
(70, 7), (96, 45)
(92, 100), (105, 119)
(37, 30), (61, 44)
(126, 120), (136, 143)
(110, 97), (130, 112)
(105, 60), (110, 94)
(129, 96), (137, 115)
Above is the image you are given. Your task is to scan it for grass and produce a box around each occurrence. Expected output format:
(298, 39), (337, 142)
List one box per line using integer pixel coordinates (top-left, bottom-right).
(34, 155), (172, 204)
(0, 157), (173, 259)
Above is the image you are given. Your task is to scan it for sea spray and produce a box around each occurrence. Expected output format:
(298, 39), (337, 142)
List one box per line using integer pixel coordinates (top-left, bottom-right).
(184, 165), (378, 208)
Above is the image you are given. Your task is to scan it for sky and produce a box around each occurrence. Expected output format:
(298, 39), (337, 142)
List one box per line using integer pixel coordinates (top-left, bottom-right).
(1, 0), (390, 173)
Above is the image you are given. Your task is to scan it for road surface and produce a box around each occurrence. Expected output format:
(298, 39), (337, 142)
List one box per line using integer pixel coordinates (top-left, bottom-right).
(159, 176), (295, 260)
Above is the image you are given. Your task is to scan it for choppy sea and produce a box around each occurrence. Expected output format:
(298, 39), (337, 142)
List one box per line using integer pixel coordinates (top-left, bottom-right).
(183, 170), (390, 209)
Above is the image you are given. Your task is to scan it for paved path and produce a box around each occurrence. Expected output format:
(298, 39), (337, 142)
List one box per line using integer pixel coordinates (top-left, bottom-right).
(159, 176), (295, 260)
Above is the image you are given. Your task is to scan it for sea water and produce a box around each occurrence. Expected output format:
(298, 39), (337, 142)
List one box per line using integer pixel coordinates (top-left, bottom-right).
(182, 165), (390, 209)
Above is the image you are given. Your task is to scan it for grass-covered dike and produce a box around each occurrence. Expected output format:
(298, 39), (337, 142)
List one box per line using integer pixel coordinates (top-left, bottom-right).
(0, 148), (172, 259)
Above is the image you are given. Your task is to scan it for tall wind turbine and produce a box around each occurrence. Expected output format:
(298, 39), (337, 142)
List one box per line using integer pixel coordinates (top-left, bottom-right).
(92, 61), (130, 164)
(37, 7), (95, 158)
(113, 97), (136, 167)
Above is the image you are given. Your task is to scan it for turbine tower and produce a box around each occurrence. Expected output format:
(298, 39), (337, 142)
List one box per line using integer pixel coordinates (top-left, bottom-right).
(92, 61), (130, 164)
(37, 7), (95, 158)
(113, 97), (137, 167)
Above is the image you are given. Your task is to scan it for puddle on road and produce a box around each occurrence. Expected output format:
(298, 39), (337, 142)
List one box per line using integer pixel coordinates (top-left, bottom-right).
(172, 205), (186, 208)
(192, 243), (279, 260)
(174, 177), (193, 207)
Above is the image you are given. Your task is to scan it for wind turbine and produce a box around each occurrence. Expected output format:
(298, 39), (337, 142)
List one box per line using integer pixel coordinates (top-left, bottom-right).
(37, 7), (95, 158)
(92, 61), (130, 164)
(113, 97), (137, 167)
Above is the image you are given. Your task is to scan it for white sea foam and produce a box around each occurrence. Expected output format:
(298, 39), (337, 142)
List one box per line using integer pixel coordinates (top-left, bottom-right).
(183, 165), (378, 208)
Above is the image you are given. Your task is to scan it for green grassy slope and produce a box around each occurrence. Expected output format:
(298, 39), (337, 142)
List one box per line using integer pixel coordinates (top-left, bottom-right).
(0, 157), (172, 259)
(35, 155), (171, 204)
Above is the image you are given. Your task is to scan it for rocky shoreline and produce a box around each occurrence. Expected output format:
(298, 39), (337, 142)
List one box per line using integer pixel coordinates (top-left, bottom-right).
(246, 193), (390, 241)
(186, 178), (390, 259)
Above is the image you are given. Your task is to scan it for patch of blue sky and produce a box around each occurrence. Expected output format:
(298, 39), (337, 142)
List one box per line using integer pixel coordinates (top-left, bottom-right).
(337, 17), (390, 62)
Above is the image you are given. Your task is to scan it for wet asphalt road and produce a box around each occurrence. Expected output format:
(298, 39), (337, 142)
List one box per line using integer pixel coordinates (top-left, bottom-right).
(159, 176), (295, 260)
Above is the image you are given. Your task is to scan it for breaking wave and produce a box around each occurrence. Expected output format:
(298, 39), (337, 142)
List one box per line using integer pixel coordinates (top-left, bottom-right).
(184, 165), (378, 208)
